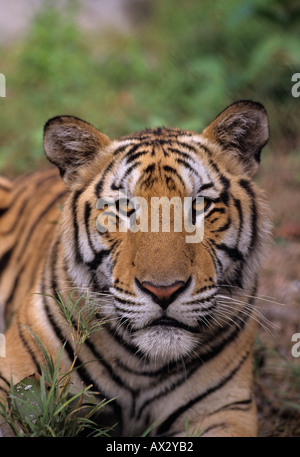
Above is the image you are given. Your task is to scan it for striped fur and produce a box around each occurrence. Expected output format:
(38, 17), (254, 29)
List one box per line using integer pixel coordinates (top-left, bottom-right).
(0, 101), (271, 436)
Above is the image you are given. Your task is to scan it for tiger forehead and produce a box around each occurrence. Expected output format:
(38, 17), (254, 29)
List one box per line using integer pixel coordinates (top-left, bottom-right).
(113, 126), (205, 157)
(93, 127), (223, 198)
(119, 126), (192, 141)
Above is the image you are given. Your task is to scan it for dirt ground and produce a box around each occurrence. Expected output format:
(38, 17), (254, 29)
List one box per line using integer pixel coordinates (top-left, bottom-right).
(254, 146), (300, 436)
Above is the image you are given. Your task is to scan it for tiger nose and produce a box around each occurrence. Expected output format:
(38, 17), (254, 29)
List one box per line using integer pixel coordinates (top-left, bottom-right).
(136, 279), (188, 309)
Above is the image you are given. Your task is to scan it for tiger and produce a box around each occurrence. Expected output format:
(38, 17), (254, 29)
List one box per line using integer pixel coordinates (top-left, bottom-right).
(0, 100), (271, 437)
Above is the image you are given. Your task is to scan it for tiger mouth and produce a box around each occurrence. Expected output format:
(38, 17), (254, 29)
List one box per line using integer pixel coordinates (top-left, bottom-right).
(148, 316), (200, 334)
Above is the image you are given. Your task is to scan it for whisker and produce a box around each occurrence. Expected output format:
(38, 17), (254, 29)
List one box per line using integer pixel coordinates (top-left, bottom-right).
(213, 308), (245, 331)
(217, 301), (278, 336)
(219, 285), (286, 307)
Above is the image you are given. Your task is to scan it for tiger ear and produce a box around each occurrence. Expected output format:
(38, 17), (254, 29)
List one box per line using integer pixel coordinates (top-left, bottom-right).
(43, 115), (111, 185)
(202, 100), (269, 176)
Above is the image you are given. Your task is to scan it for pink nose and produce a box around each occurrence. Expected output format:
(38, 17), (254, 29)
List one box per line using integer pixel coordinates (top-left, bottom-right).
(141, 281), (185, 304)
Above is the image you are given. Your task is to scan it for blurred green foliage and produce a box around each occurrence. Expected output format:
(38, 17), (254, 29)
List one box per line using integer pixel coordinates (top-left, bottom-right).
(0, 0), (299, 174)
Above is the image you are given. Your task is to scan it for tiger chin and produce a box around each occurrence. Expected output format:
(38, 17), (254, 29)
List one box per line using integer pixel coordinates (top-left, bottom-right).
(0, 101), (272, 437)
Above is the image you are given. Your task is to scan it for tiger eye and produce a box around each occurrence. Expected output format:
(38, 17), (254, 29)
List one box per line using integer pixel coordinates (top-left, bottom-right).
(192, 198), (209, 213)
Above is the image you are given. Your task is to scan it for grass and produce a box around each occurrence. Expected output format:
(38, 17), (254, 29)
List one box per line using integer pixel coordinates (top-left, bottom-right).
(0, 290), (116, 437)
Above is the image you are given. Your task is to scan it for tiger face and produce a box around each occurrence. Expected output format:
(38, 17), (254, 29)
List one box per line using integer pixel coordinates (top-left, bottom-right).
(44, 101), (271, 363)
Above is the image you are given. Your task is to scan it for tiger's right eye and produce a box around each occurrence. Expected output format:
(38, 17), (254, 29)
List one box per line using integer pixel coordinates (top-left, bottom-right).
(191, 197), (211, 225)
(192, 198), (211, 214)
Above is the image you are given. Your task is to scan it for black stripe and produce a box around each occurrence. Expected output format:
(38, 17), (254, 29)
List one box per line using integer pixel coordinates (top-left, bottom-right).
(114, 304), (140, 315)
(194, 284), (215, 295)
(114, 296), (139, 306)
(233, 197), (243, 245)
(199, 422), (228, 436)
(121, 161), (142, 184)
(72, 189), (84, 264)
(1, 172), (60, 236)
(165, 176), (176, 191)
(94, 160), (116, 196)
(239, 179), (257, 251)
(109, 161), (142, 191)
(113, 142), (137, 156)
(208, 160), (230, 203)
(205, 238), (223, 275)
(0, 207), (8, 217)
(133, 162), (156, 189)
(157, 350), (250, 435)
(215, 243), (245, 262)
(18, 324), (42, 375)
(3, 265), (25, 318)
(211, 217), (232, 233)
(209, 398), (252, 415)
(0, 182), (11, 191)
(207, 207), (225, 220)
(106, 324), (146, 359)
(0, 385), (9, 395)
(144, 163), (155, 174)
(136, 365), (199, 421)
(163, 165), (185, 188)
(185, 292), (216, 305)
(0, 194), (29, 235)
(0, 373), (10, 388)
(0, 247), (13, 276)
(111, 142), (140, 157)
(120, 141), (145, 159)
(219, 176), (230, 204)
(83, 334), (135, 395)
(175, 158), (200, 177)
(86, 249), (110, 270)
(198, 183), (214, 192)
(174, 139), (211, 156)
(114, 285), (135, 296)
(16, 191), (66, 262)
(126, 149), (149, 164)
(208, 159), (223, 178)
(84, 201), (98, 256)
(177, 140), (213, 157)
(159, 144), (169, 157)
(167, 146), (197, 162)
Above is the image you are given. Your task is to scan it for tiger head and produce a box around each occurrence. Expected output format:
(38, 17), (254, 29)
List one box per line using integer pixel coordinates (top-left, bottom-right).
(44, 101), (271, 363)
